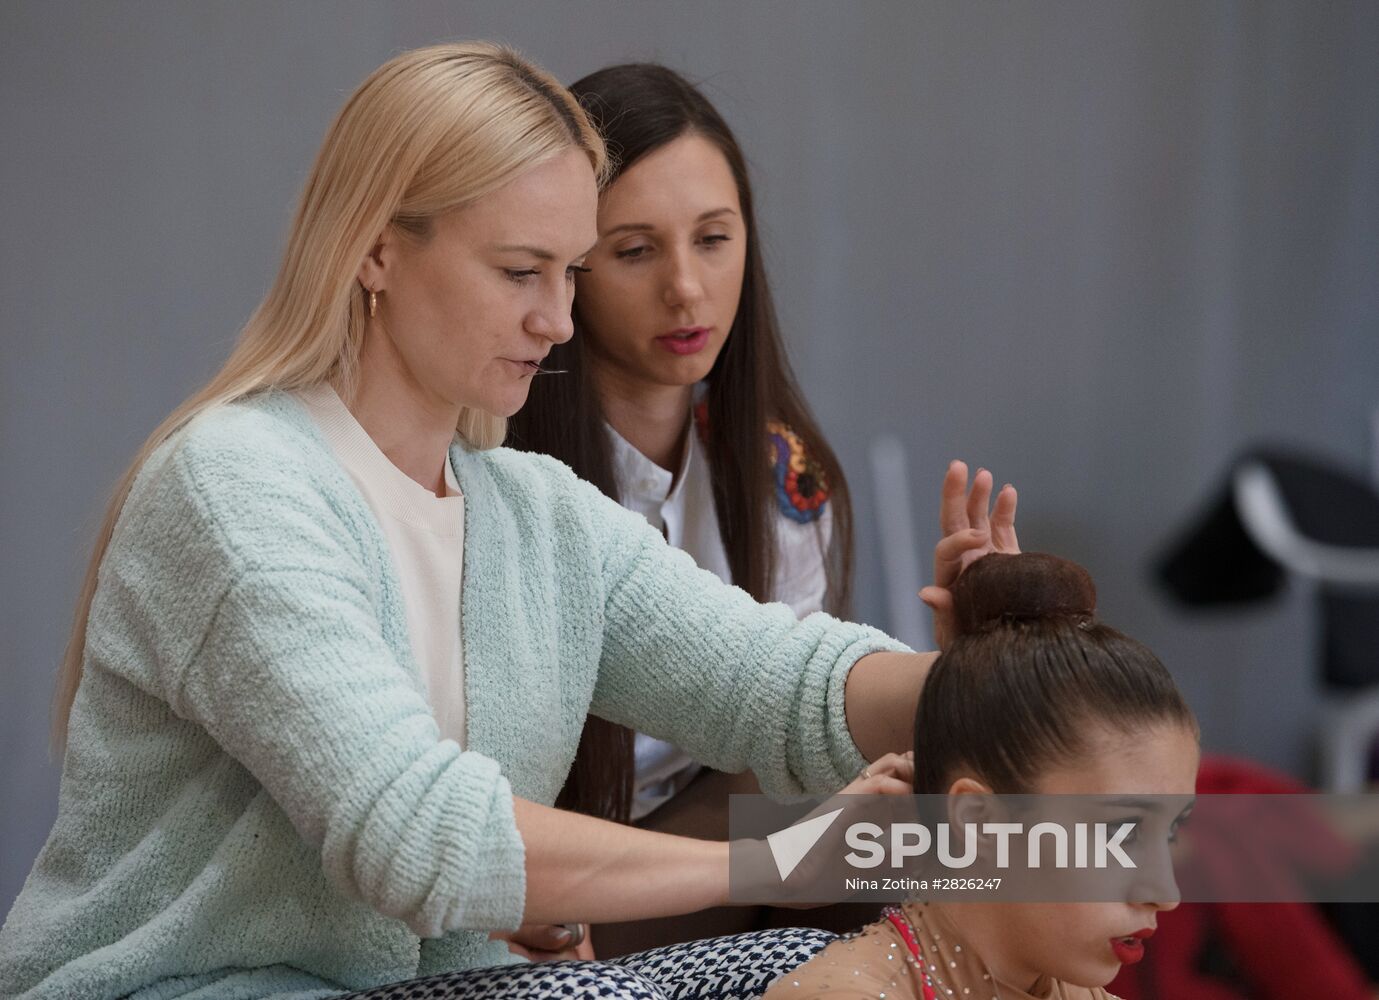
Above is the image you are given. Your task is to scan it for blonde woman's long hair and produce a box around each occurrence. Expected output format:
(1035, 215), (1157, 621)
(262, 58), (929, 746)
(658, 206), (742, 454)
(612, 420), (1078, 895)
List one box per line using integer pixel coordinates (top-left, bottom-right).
(52, 42), (608, 750)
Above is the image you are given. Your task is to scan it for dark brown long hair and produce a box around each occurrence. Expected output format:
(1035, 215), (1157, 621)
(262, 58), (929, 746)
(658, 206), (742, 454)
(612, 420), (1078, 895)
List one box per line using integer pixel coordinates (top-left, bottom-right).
(913, 553), (1198, 795)
(506, 64), (854, 822)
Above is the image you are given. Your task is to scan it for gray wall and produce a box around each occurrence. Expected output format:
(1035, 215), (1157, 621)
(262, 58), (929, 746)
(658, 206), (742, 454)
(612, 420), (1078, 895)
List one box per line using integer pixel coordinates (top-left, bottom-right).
(4, 2), (1378, 915)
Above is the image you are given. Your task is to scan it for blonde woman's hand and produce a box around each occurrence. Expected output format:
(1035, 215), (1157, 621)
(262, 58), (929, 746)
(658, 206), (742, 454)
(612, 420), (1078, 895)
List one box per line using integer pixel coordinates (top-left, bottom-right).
(921, 460), (1019, 650)
(491, 922), (591, 961)
(839, 751), (915, 797)
(760, 752), (917, 908)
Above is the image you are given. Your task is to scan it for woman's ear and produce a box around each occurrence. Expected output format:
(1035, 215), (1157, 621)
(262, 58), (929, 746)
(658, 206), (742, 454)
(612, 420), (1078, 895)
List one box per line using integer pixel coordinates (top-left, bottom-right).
(356, 232), (391, 294)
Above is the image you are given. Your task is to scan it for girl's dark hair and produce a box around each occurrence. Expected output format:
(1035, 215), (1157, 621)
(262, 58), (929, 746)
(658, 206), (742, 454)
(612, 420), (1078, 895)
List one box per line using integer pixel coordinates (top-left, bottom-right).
(913, 553), (1198, 795)
(506, 63), (854, 823)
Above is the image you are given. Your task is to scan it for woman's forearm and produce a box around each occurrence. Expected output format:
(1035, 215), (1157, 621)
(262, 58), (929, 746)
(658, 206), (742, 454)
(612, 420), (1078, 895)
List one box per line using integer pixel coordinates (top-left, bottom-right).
(512, 797), (731, 925)
(511, 651), (933, 926)
(843, 650), (937, 762)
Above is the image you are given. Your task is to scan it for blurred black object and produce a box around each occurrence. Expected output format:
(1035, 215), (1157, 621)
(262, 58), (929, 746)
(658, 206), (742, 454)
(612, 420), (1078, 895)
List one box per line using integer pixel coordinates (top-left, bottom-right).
(1156, 449), (1379, 689)
(1157, 455), (1379, 976)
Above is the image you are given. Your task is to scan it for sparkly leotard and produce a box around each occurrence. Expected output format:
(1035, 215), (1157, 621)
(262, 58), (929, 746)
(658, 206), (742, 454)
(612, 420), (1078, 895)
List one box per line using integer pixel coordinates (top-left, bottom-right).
(763, 903), (1123, 1000)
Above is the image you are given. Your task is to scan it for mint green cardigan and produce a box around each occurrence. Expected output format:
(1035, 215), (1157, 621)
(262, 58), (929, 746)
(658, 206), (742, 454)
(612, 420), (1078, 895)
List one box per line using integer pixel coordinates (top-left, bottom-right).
(0, 391), (909, 1000)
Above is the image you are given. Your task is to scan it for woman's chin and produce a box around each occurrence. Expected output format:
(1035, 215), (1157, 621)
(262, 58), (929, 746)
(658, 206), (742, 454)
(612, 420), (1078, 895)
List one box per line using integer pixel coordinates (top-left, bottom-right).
(650, 353), (720, 388)
(486, 385), (534, 419)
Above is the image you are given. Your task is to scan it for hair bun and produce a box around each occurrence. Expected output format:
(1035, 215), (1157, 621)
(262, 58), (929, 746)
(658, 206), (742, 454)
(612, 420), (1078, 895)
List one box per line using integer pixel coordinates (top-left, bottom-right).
(950, 552), (1096, 637)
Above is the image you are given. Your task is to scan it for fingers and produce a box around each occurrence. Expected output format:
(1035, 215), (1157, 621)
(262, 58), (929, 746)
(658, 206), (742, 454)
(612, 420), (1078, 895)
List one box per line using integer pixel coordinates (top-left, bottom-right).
(939, 460), (970, 536)
(933, 528), (989, 567)
(966, 468), (993, 536)
(918, 585), (953, 615)
(508, 923), (575, 953)
(867, 776), (915, 797)
(575, 926), (596, 961)
(991, 484), (1019, 552)
(920, 585), (955, 650)
(841, 752), (916, 795)
(869, 750), (914, 781)
(940, 461), (1016, 547)
(931, 528), (989, 589)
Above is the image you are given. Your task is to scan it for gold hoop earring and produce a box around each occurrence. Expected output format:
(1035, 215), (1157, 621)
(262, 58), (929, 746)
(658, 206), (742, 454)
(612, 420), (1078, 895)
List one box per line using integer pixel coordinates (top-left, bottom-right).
(368, 289), (378, 319)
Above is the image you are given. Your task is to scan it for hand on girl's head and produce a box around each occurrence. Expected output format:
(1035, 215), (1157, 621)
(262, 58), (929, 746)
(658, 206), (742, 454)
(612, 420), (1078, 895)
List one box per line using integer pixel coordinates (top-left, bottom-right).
(840, 750), (915, 796)
(921, 460), (1020, 651)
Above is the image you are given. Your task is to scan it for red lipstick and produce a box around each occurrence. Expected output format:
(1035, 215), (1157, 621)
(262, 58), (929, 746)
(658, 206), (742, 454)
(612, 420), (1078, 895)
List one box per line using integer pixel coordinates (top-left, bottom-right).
(1110, 928), (1154, 965)
(655, 327), (710, 356)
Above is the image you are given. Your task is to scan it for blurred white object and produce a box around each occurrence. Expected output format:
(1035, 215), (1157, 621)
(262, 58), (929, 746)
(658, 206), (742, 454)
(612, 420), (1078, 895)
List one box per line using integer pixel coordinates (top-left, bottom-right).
(1317, 690), (1379, 793)
(1372, 404), (1379, 489)
(1233, 459), (1379, 792)
(868, 434), (932, 651)
(1234, 462), (1379, 585)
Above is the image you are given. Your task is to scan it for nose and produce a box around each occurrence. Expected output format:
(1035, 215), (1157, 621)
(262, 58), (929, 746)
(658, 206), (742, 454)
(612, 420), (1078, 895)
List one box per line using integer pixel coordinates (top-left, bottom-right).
(525, 281), (576, 345)
(662, 246), (706, 312)
(1127, 844), (1181, 912)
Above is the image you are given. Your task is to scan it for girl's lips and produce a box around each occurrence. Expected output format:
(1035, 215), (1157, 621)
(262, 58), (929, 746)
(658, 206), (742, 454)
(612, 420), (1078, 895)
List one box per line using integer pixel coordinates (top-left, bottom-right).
(1109, 930), (1152, 965)
(654, 328), (710, 356)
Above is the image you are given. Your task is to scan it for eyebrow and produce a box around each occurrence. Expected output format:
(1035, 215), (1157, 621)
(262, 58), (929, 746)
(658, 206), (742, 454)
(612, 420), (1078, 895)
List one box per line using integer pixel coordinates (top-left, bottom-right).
(1098, 797), (1196, 815)
(491, 242), (599, 261)
(602, 206), (739, 238)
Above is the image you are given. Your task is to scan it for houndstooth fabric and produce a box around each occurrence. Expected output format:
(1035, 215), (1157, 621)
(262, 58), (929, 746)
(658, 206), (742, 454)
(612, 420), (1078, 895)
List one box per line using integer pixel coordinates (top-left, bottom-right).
(333, 927), (834, 1000)
(612, 928), (835, 999)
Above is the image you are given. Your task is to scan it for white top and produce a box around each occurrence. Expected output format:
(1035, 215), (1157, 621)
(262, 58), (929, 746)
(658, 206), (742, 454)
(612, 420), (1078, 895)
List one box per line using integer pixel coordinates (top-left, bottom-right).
(297, 383), (468, 747)
(609, 410), (832, 818)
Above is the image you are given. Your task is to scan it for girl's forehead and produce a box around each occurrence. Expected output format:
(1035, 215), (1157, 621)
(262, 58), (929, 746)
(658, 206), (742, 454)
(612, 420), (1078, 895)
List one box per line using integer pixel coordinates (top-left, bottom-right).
(1034, 723), (1200, 796)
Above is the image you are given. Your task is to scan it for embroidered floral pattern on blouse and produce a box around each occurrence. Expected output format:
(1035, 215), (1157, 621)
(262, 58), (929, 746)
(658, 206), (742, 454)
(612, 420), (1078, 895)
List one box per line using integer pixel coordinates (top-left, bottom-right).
(767, 420), (829, 523)
(692, 401), (830, 524)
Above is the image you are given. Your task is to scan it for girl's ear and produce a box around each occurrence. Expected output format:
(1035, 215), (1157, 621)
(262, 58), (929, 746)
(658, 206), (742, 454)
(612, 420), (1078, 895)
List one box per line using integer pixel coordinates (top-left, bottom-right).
(946, 776), (996, 829)
(948, 776), (992, 797)
(946, 776), (1025, 868)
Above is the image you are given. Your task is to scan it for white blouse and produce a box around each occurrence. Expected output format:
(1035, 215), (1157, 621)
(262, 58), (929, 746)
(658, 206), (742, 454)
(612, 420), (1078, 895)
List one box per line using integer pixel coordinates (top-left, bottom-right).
(297, 384), (468, 748)
(609, 410), (833, 819)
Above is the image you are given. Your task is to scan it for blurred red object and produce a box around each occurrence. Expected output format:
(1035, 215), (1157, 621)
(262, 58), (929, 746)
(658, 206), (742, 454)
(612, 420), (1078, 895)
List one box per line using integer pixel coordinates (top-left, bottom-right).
(1109, 757), (1372, 999)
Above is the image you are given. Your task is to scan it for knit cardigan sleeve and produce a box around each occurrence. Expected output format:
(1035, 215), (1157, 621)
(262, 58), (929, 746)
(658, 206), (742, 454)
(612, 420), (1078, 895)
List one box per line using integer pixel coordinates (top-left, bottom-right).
(571, 471), (914, 798)
(94, 408), (525, 938)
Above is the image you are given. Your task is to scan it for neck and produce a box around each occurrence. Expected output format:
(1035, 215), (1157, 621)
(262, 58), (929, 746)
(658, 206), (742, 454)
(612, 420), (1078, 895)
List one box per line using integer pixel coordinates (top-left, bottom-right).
(928, 903), (1045, 996)
(338, 333), (460, 498)
(593, 362), (694, 473)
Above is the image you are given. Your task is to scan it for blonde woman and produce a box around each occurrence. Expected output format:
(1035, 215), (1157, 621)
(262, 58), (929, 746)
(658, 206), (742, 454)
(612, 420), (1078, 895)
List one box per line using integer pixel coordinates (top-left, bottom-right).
(0, 43), (1017, 1000)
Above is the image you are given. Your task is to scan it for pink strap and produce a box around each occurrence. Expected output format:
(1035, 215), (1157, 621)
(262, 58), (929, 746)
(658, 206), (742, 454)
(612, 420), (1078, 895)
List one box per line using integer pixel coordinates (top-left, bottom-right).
(884, 907), (937, 1000)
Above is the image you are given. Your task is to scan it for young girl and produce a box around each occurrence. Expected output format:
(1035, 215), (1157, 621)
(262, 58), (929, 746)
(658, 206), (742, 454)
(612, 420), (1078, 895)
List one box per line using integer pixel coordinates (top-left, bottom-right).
(765, 552), (1200, 999)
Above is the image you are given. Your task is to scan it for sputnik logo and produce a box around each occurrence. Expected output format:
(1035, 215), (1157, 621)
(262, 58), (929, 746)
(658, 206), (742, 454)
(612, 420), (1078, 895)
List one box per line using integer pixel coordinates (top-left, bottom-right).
(766, 807), (844, 881)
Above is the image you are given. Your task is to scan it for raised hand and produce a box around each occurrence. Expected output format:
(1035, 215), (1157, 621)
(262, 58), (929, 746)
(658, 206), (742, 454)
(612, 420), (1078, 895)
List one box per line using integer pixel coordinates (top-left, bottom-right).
(920, 460), (1019, 650)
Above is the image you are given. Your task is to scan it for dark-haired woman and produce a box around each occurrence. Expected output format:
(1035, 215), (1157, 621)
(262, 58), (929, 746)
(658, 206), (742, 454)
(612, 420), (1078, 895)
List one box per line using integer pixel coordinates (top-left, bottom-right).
(764, 552), (1200, 999)
(507, 62), (1018, 956)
